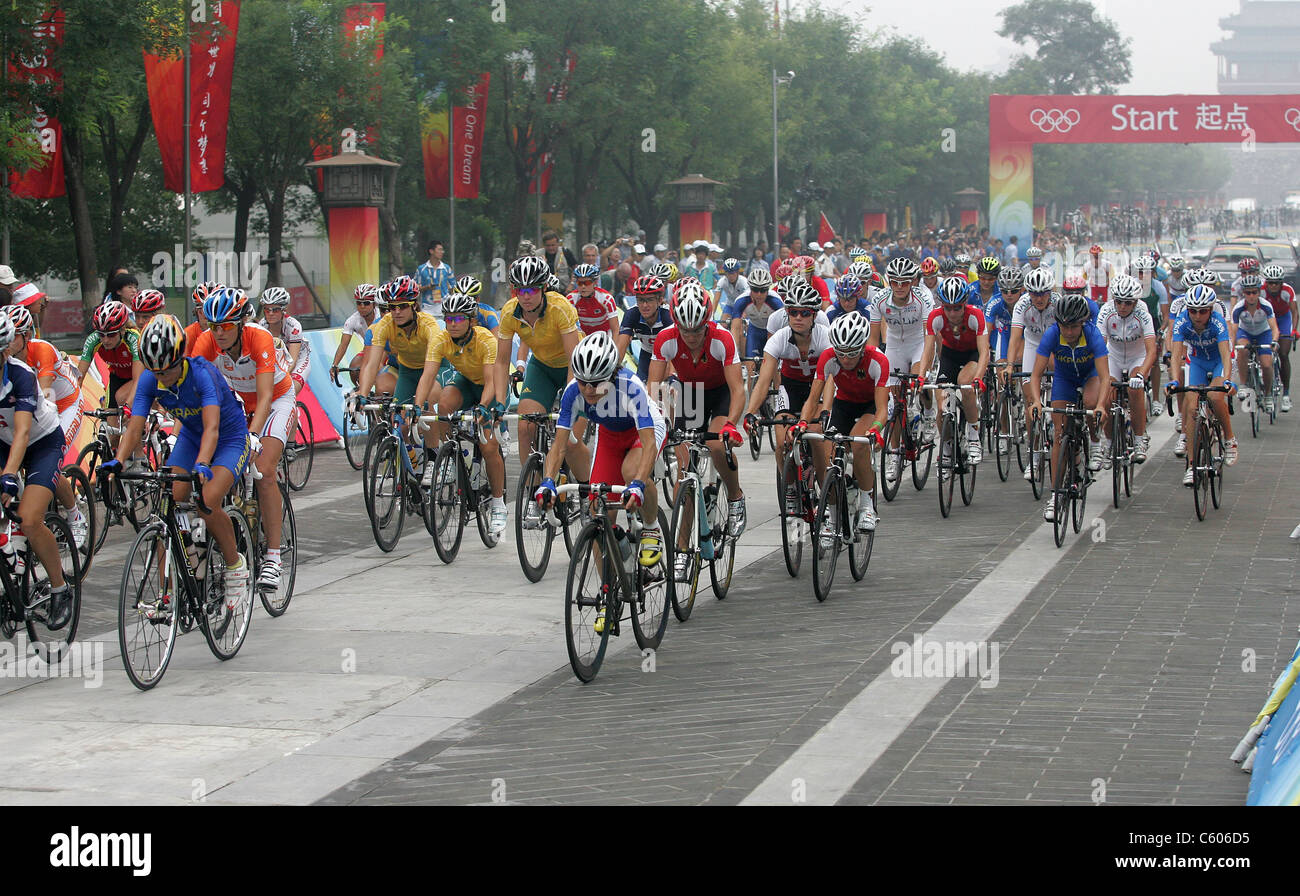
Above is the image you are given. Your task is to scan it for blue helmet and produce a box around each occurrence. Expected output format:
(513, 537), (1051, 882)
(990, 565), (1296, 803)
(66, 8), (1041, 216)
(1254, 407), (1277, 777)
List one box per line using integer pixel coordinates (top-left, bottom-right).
(834, 273), (863, 300)
(203, 287), (250, 325)
(936, 278), (967, 306)
(722, 257), (741, 273)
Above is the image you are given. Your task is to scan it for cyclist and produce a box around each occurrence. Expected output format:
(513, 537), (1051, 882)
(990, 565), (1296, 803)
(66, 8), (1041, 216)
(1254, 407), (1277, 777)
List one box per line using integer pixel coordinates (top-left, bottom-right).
(3, 305), (88, 546)
(101, 314), (251, 612)
(920, 277), (990, 467)
(1168, 283), (1238, 481)
(715, 258), (750, 326)
(132, 288), (167, 333)
(426, 291), (508, 535)
(1027, 294), (1111, 522)
(0, 314), (74, 628)
(828, 273), (872, 324)
(742, 277), (830, 467)
(966, 256), (1003, 311)
(192, 287), (290, 592)
(790, 311), (888, 532)
(568, 263), (619, 339)
(954, 253), (974, 283)
(535, 332), (667, 575)
(1230, 273), (1280, 414)
(1084, 244), (1113, 305)
(616, 274), (674, 382)
(795, 254), (831, 303)
(186, 281), (220, 353)
(1020, 245), (1045, 278)
(495, 256), (589, 475)
(986, 267), (1022, 385)
(728, 267), (784, 378)
(1230, 258), (1261, 304)
(330, 283), (382, 387)
(647, 280), (747, 550)
(919, 256), (941, 302)
(1260, 264), (1297, 411)
(452, 275), (501, 335)
(75, 300), (142, 410)
(1096, 275), (1157, 465)
(869, 263), (936, 448)
(258, 287), (311, 396)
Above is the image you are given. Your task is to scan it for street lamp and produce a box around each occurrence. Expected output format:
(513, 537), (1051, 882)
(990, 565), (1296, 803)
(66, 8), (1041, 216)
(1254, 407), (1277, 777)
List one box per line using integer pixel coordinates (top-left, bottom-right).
(772, 69), (794, 252)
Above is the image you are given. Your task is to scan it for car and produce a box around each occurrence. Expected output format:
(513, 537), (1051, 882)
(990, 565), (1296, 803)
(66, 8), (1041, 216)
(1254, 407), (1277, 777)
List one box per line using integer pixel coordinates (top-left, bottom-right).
(1228, 236), (1300, 291)
(1203, 243), (1265, 295)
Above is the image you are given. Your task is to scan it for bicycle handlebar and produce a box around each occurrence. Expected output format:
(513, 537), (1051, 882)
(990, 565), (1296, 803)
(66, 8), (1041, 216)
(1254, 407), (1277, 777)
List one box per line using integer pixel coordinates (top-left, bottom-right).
(116, 468), (212, 515)
(663, 427), (737, 471)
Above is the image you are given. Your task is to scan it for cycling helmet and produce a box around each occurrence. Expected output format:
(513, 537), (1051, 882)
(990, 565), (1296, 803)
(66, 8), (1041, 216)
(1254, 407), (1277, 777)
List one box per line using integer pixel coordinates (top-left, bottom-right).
(570, 331), (620, 382)
(662, 262), (680, 283)
(1090, 244), (1102, 255)
(93, 300), (131, 333)
(847, 261), (874, 281)
(1055, 294), (1091, 324)
(848, 247), (868, 260)
(886, 256), (920, 281)
(648, 262), (674, 282)
(193, 280), (221, 309)
(793, 255), (815, 274)
(509, 255), (549, 289)
(386, 275), (420, 303)
(1238, 273), (1263, 290)
(671, 282), (709, 329)
(1237, 258), (1260, 274)
(1262, 264), (1286, 282)
(1181, 267), (1206, 287)
(1026, 246), (1043, 259)
(783, 278), (822, 309)
(572, 263), (600, 281)
(936, 278), (967, 306)
(1167, 255), (1185, 271)
(138, 314), (187, 372)
(442, 292), (479, 317)
(1199, 268), (1221, 288)
(1109, 275), (1143, 301)
(722, 257), (741, 273)
(954, 253), (972, 267)
(359, 283), (386, 309)
(546, 273), (562, 294)
(1130, 255), (1155, 273)
(134, 289), (166, 314)
(630, 274), (666, 296)
(746, 267), (772, 289)
(829, 311), (870, 353)
(778, 275), (803, 296)
(203, 287), (250, 325)
(454, 275), (483, 298)
(834, 273), (864, 300)
(1185, 284), (1218, 309)
(976, 256), (1002, 276)
(1024, 267), (1055, 293)
(354, 283), (378, 302)
(0, 314), (17, 353)
(1062, 271), (1087, 292)
(919, 257), (939, 276)
(938, 257), (957, 275)
(259, 286), (291, 308)
(4, 305), (34, 336)
(998, 268), (1024, 291)
(773, 261), (794, 281)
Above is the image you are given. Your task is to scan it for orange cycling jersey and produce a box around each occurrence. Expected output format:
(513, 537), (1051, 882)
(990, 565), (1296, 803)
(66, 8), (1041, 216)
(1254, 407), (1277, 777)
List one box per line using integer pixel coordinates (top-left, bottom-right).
(190, 322), (291, 407)
(24, 338), (79, 413)
(184, 321), (206, 357)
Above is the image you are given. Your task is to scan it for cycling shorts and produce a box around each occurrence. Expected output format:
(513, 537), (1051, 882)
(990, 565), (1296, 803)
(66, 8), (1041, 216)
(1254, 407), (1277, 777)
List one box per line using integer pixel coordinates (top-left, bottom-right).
(1236, 330), (1273, 356)
(590, 416), (667, 488)
(1188, 356), (1223, 388)
(169, 426), (251, 481)
(884, 340), (926, 384)
(0, 428), (65, 493)
(829, 398), (877, 437)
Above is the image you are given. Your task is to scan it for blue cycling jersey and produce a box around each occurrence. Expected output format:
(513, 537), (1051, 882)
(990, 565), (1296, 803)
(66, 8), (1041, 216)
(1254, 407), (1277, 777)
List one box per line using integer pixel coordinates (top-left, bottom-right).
(556, 367), (658, 433)
(983, 295), (1016, 357)
(964, 281), (1001, 309)
(619, 306), (673, 379)
(827, 298), (872, 324)
(1172, 310), (1230, 361)
(131, 356), (248, 439)
(1037, 322), (1109, 380)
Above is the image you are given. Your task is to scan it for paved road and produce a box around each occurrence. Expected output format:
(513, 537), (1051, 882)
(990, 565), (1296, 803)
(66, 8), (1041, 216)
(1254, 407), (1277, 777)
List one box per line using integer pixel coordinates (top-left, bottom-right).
(2, 404), (1294, 805)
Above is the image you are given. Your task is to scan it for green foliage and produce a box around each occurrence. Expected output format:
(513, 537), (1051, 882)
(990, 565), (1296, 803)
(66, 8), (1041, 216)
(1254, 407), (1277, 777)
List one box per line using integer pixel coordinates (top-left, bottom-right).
(997, 0), (1132, 95)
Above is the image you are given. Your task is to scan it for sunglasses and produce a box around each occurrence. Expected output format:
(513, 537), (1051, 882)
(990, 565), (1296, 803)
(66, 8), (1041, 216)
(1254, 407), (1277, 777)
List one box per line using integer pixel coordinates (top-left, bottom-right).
(515, 287), (540, 298)
(1029, 290), (1051, 297)
(678, 325), (706, 336)
(356, 300), (374, 307)
(444, 314), (470, 325)
(1005, 287), (1024, 293)
(1115, 299), (1137, 306)
(1243, 289), (1261, 295)
(1189, 308), (1211, 315)
(208, 320), (241, 333)
(575, 279), (596, 287)
(787, 308), (815, 318)
(388, 301), (416, 311)
(97, 329), (123, 338)
(636, 294), (663, 302)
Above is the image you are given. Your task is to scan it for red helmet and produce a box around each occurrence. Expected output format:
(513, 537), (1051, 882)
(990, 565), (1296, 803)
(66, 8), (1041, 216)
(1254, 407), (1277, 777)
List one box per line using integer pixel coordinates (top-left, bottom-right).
(93, 300), (131, 334)
(1089, 244), (1102, 255)
(1238, 257), (1260, 273)
(919, 257), (939, 276)
(134, 289), (166, 314)
(630, 275), (665, 296)
(793, 255), (815, 274)
(774, 261), (794, 280)
(1063, 272), (1087, 292)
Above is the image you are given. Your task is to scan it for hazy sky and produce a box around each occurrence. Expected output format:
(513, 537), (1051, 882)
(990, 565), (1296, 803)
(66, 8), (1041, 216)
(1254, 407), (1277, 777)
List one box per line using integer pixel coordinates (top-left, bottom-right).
(824, 0), (1245, 95)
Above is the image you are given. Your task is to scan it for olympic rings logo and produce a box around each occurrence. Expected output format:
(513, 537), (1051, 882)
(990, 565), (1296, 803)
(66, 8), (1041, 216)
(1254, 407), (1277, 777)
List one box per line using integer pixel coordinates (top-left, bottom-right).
(1285, 108), (1300, 132)
(1029, 108), (1081, 134)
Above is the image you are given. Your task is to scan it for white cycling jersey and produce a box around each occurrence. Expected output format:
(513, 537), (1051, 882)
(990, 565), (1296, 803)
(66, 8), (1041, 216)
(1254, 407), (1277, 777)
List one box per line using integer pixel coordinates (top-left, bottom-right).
(871, 287), (933, 347)
(1097, 301), (1155, 374)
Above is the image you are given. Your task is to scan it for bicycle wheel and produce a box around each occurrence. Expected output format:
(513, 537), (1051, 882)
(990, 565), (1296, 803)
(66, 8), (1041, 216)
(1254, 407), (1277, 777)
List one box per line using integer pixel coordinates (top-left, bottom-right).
(117, 522), (178, 690)
(1071, 435), (1088, 533)
(284, 401), (315, 491)
(879, 418), (903, 502)
(515, 454), (555, 582)
(848, 488), (875, 582)
(260, 485), (296, 617)
(1012, 397), (1027, 473)
(778, 452), (803, 578)
(61, 464), (96, 579)
(630, 508), (673, 651)
(911, 430), (933, 491)
(1210, 424), (1225, 509)
(426, 441), (466, 563)
(202, 507), (256, 660)
(557, 462), (581, 557)
(1028, 417), (1047, 501)
(959, 430), (977, 507)
(995, 397), (1011, 482)
(367, 436), (405, 552)
(474, 481), (499, 549)
(23, 512), (82, 664)
(564, 520), (612, 683)
(707, 479), (735, 600)
(360, 421), (390, 514)
(1111, 411), (1125, 509)
(78, 442), (116, 556)
(938, 416), (956, 518)
(748, 422), (762, 461)
(668, 477), (699, 621)
(1052, 451), (1072, 548)
(1193, 423), (1211, 521)
(813, 470), (842, 602)
(343, 408), (368, 470)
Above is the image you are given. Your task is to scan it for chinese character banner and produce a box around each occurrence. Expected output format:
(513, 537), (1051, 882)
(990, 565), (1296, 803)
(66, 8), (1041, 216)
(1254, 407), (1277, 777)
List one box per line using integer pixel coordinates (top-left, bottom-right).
(8, 7), (65, 199)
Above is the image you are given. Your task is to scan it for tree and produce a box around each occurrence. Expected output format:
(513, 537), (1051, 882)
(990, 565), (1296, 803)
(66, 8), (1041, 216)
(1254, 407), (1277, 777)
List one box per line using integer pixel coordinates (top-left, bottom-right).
(997, 0), (1132, 95)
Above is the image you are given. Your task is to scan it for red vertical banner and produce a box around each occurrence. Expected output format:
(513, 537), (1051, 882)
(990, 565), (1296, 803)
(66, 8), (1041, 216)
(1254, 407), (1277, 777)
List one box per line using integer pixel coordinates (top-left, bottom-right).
(452, 73), (489, 200)
(528, 52), (574, 195)
(313, 1), (385, 187)
(8, 8), (65, 199)
(143, 0), (241, 193)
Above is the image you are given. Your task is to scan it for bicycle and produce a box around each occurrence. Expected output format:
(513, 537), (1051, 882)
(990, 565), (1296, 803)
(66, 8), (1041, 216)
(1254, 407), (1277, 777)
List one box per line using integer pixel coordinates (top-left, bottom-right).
(803, 430), (878, 603)
(923, 381), (978, 518)
(359, 394), (400, 514)
(228, 459), (298, 618)
(741, 357), (780, 460)
(76, 408), (160, 553)
(363, 401), (429, 552)
(558, 482), (673, 683)
(421, 409), (501, 564)
(1108, 375), (1136, 509)
(281, 399), (314, 491)
(989, 361), (1025, 482)
(114, 468), (256, 690)
(665, 427), (737, 621)
(1238, 342), (1278, 437)
(759, 415), (816, 577)
(335, 371), (382, 471)
(1048, 403), (1096, 548)
(0, 501), (83, 664)
(878, 372), (934, 500)
(1169, 384), (1231, 521)
(506, 411), (580, 582)
(1019, 371), (1053, 500)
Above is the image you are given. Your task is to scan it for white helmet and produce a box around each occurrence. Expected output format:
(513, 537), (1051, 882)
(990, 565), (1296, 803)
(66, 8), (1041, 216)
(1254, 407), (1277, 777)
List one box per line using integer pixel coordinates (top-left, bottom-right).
(1026, 246), (1043, 259)
(1185, 284), (1217, 309)
(829, 311), (870, 352)
(1024, 267), (1055, 293)
(570, 332), (620, 382)
(672, 281), (709, 329)
(1109, 274), (1143, 301)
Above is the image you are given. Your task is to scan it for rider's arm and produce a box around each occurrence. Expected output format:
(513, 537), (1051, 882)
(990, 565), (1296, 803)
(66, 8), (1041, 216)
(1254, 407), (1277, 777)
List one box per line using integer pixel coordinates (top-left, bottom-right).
(724, 361), (745, 424)
(1218, 337), (1233, 378)
(249, 368), (273, 435)
(330, 332), (354, 373)
(975, 328), (991, 383)
(919, 326), (937, 380)
(744, 355), (780, 418)
(1093, 354), (1112, 410)
(1028, 350), (1049, 410)
(867, 318), (883, 350)
(1139, 335), (1158, 381)
(356, 336), (384, 397)
(2, 410), (32, 480)
(1008, 325), (1024, 370)
(560, 328), (582, 382)
(414, 357), (439, 410)
(196, 403), (222, 467)
(798, 378), (826, 424)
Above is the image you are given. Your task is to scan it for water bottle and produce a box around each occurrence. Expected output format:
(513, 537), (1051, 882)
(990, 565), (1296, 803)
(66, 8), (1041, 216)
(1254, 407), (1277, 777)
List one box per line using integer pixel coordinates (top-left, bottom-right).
(844, 477), (859, 526)
(698, 487), (715, 560)
(909, 413), (922, 443)
(10, 526), (26, 576)
(470, 455), (486, 492)
(613, 525), (634, 573)
(178, 511), (199, 571)
(0, 521), (13, 568)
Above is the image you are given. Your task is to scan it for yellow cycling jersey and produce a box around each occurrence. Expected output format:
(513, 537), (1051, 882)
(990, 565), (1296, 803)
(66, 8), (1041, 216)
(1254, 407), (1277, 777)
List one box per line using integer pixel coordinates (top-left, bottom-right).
(498, 292), (579, 368)
(367, 311), (442, 370)
(430, 326), (497, 385)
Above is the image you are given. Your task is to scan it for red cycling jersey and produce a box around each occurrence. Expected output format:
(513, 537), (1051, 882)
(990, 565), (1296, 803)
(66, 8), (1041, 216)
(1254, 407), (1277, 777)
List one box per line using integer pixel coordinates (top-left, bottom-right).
(926, 305), (987, 352)
(652, 322), (739, 390)
(1263, 283), (1296, 319)
(569, 288), (620, 336)
(815, 345), (890, 404)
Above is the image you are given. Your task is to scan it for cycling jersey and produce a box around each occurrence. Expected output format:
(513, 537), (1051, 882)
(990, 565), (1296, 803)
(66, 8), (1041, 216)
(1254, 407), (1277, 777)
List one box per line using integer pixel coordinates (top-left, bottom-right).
(1011, 295), (1056, 347)
(0, 359), (62, 444)
(1083, 259), (1114, 287)
(475, 304), (500, 331)
(80, 329), (141, 379)
(764, 324), (832, 383)
(983, 294), (1016, 359)
(1165, 272), (1188, 297)
(22, 339), (79, 413)
(428, 326), (497, 386)
(498, 292), (580, 368)
(1231, 300), (1276, 337)
(556, 367), (661, 434)
(815, 345), (890, 404)
(1036, 322), (1108, 381)
(827, 297), (873, 325)
(619, 306), (673, 379)
(1263, 284), (1296, 320)
(807, 276), (830, 302)
(716, 275), (750, 316)
(872, 288), (932, 344)
(131, 356), (247, 441)
(1172, 310), (1230, 362)
(261, 315), (311, 378)
(926, 305), (987, 352)
(1168, 295), (1229, 320)
(964, 282), (1001, 310)
(343, 309), (378, 339)
(567, 288), (620, 337)
(361, 326), (399, 371)
(652, 322), (739, 390)
(732, 292), (784, 330)
(1096, 302), (1156, 346)
(184, 321), (205, 357)
(365, 311), (443, 370)
(190, 322), (292, 406)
